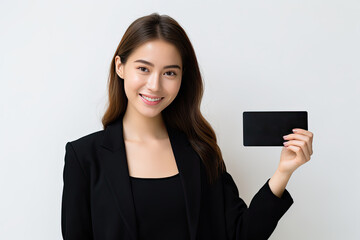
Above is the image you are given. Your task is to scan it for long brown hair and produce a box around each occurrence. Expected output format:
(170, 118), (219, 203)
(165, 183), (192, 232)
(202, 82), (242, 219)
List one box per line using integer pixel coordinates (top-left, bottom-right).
(102, 12), (226, 185)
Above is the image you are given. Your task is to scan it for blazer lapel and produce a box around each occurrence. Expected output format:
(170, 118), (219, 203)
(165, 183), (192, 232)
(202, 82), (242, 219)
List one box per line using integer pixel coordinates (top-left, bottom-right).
(99, 115), (201, 240)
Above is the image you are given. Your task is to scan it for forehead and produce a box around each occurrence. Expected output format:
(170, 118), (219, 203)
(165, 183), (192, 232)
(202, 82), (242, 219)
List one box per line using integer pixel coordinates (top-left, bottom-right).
(128, 40), (182, 66)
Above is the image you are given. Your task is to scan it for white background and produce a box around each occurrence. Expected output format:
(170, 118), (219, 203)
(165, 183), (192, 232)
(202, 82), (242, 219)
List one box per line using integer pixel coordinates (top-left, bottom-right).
(1, 0), (359, 239)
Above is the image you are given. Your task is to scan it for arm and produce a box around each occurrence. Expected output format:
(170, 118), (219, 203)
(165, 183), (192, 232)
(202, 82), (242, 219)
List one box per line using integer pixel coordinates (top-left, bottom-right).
(223, 171), (293, 240)
(61, 142), (93, 240)
(224, 129), (314, 239)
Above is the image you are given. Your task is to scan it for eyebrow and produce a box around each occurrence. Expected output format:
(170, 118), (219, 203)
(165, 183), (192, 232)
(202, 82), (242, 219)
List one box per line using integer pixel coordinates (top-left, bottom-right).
(134, 59), (181, 70)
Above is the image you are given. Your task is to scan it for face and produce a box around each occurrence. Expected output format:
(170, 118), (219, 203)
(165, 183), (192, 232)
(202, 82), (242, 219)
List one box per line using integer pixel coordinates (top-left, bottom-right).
(115, 39), (182, 119)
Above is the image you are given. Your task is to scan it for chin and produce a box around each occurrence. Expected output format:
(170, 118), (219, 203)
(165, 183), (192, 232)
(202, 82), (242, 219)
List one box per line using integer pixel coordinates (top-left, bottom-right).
(138, 109), (163, 119)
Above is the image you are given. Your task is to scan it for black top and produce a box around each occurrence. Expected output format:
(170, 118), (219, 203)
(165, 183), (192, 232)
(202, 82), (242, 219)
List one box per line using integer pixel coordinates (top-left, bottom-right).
(129, 173), (190, 240)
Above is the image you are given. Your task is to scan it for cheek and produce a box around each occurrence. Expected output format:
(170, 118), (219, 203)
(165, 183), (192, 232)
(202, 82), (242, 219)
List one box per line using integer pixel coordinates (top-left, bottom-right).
(163, 80), (182, 101)
(170, 80), (182, 96)
(123, 74), (144, 96)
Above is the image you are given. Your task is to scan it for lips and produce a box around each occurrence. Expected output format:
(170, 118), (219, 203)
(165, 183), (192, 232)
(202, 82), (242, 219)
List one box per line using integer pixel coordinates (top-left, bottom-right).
(139, 93), (163, 99)
(139, 93), (164, 105)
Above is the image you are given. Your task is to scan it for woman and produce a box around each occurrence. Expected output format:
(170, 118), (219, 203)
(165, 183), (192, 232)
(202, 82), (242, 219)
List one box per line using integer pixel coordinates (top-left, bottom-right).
(61, 13), (314, 240)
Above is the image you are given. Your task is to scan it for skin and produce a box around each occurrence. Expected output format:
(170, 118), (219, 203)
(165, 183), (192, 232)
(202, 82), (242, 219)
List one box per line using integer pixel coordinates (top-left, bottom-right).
(269, 128), (314, 197)
(115, 39), (183, 143)
(115, 39), (314, 197)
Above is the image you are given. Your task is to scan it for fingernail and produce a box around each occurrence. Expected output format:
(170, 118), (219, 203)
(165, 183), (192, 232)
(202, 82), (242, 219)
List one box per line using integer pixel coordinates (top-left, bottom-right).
(293, 129), (297, 132)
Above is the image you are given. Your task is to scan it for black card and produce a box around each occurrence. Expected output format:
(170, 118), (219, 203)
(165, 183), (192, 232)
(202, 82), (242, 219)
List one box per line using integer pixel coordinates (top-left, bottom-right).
(243, 111), (308, 146)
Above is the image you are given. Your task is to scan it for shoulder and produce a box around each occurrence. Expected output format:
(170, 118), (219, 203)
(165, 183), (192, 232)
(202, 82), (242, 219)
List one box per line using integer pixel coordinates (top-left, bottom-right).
(66, 129), (105, 155)
(64, 129), (106, 178)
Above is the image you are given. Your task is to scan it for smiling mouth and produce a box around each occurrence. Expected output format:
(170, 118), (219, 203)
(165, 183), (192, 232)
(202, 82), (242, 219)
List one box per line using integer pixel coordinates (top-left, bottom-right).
(139, 94), (164, 104)
(139, 94), (164, 101)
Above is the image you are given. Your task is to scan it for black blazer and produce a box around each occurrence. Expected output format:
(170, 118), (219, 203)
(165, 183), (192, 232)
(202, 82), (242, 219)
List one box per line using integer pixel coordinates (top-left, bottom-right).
(61, 115), (294, 240)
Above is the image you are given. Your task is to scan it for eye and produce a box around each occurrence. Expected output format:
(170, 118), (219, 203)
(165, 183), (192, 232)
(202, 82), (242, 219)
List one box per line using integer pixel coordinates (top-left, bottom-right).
(164, 71), (177, 76)
(137, 67), (149, 72)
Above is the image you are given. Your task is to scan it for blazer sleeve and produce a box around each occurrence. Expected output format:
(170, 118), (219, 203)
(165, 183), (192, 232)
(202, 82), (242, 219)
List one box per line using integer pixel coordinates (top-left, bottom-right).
(222, 171), (294, 240)
(61, 142), (93, 240)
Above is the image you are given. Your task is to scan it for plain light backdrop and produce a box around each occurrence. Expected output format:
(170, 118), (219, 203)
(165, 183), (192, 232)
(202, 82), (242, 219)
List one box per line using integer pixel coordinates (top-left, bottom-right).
(1, 0), (359, 239)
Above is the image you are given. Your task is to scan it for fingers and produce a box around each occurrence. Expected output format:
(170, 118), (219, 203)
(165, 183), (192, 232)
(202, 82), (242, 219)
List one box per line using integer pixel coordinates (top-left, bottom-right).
(284, 140), (311, 161)
(285, 145), (308, 164)
(284, 133), (311, 156)
(287, 129), (314, 155)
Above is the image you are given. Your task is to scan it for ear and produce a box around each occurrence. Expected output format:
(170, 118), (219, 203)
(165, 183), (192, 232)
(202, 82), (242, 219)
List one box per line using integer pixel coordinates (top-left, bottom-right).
(115, 56), (124, 79)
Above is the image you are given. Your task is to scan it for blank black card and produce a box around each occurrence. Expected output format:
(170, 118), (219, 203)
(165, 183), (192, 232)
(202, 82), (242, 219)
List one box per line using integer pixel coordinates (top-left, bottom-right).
(243, 111), (308, 146)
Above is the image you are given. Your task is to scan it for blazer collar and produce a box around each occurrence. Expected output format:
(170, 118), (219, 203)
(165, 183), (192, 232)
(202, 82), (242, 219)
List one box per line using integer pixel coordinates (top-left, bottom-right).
(99, 115), (201, 240)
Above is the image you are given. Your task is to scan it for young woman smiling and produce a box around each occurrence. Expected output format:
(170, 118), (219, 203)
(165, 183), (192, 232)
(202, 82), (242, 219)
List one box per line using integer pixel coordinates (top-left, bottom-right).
(61, 13), (314, 240)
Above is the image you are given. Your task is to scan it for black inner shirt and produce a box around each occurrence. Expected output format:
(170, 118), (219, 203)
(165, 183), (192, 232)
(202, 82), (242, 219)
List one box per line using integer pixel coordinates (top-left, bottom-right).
(130, 173), (191, 240)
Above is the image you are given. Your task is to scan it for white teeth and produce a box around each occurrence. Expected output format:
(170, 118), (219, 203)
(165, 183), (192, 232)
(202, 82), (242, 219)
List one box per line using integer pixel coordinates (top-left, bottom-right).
(141, 94), (162, 101)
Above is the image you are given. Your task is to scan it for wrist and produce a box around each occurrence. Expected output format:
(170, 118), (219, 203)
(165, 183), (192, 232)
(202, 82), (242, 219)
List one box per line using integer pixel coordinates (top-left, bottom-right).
(269, 169), (292, 198)
(276, 166), (295, 177)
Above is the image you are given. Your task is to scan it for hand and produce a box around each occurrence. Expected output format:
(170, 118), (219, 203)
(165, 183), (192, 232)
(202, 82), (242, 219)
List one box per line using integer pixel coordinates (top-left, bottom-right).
(278, 128), (314, 175)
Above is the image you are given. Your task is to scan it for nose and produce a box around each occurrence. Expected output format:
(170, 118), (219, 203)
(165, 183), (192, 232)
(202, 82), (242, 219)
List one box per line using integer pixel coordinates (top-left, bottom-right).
(146, 71), (162, 91)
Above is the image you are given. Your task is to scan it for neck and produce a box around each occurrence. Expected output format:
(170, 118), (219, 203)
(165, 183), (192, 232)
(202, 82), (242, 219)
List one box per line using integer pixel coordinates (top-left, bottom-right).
(122, 108), (168, 142)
